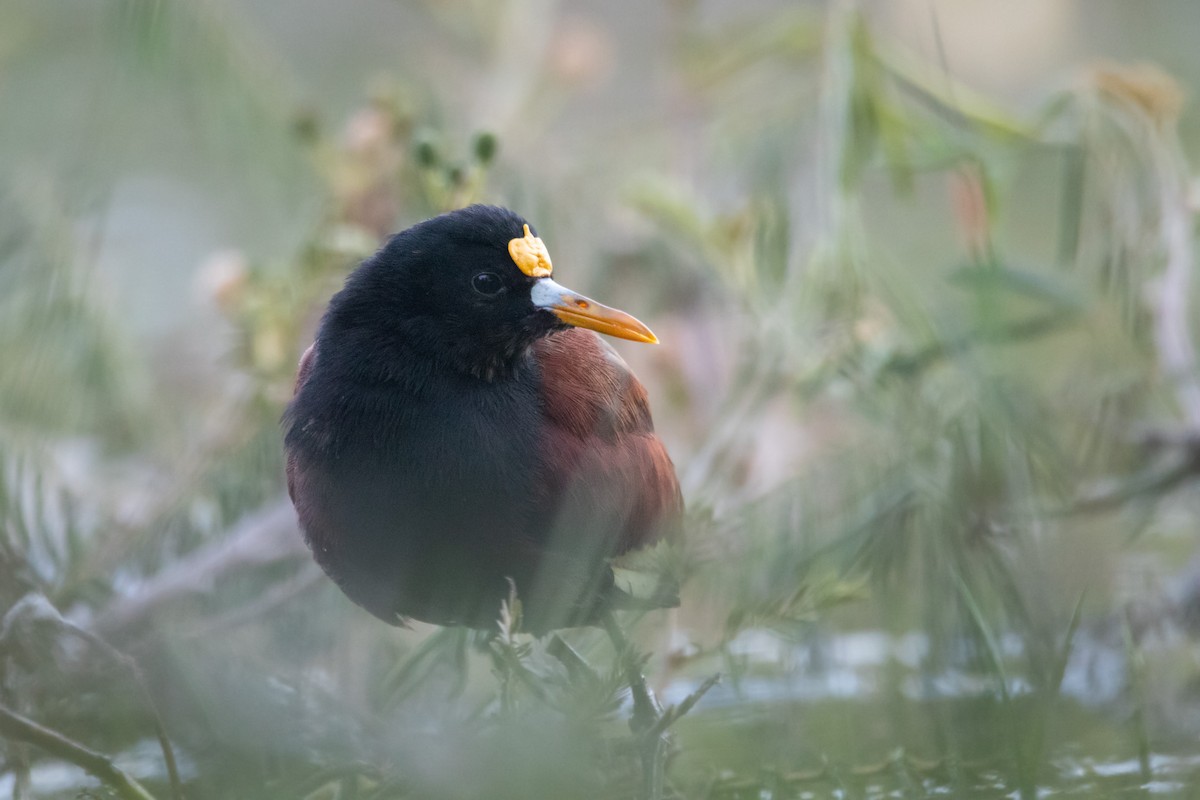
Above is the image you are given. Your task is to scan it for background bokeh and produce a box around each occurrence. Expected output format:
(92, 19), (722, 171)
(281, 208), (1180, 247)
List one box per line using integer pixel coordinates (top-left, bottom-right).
(5, 1), (1200, 797)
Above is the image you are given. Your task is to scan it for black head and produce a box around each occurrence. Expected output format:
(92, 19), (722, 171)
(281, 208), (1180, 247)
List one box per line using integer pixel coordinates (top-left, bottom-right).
(319, 204), (657, 382)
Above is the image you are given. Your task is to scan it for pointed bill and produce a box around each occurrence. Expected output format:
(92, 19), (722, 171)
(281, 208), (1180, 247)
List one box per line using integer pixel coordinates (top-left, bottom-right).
(531, 278), (659, 344)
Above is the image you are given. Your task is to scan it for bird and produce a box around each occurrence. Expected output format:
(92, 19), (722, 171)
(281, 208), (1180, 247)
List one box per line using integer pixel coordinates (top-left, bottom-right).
(283, 204), (682, 635)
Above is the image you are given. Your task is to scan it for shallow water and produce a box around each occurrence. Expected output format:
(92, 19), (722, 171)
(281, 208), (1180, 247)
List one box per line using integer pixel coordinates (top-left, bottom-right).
(668, 628), (1200, 798)
(676, 701), (1200, 798)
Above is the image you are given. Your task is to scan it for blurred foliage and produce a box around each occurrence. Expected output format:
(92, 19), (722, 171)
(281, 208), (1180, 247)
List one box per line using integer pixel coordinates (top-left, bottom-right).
(5, 1), (1200, 798)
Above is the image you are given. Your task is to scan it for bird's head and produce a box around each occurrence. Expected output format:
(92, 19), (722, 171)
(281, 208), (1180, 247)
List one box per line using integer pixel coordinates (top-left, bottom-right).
(323, 205), (657, 380)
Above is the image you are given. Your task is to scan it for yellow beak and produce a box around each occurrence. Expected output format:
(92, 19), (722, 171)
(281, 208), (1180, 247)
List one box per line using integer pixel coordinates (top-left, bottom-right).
(531, 278), (659, 344)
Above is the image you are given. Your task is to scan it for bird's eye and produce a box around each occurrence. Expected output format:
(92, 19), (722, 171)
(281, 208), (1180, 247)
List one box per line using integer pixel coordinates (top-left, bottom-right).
(471, 272), (504, 296)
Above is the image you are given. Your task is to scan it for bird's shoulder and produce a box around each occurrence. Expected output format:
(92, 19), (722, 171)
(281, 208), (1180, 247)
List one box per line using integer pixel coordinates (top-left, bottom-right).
(294, 342), (318, 394)
(531, 328), (654, 441)
(531, 329), (681, 556)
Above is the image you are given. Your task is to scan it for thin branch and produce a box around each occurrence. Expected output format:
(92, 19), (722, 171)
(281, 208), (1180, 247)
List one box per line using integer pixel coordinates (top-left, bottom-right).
(546, 634), (600, 684)
(640, 672), (720, 742)
(1135, 426), (1200, 452)
(0, 704), (157, 800)
(1065, 452), (1200, 516)
(881, 310), (1078, 379)
(94, 499), (306, 639)
(874, 32), (1032, 140)
(1151, 157), (1200, 428)
(0, 594), (184, 799)
(176, 565), (323, 640)
(600, 612), (662, 733)
(62, 623), (185, 800)
(601, 611), (666, 800)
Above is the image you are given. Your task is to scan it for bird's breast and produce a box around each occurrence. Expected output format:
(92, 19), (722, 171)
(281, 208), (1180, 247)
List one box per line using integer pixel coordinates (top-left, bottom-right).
(286, 368), (551, 622)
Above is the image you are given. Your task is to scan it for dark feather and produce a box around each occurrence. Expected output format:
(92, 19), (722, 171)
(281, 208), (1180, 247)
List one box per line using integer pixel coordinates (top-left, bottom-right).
(282, 206), (682, 633)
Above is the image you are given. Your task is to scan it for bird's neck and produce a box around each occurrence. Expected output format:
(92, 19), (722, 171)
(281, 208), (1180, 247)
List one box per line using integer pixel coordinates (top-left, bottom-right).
(386, 316), (541, 383)
(438, 337), (534, 383)
(323, 324), (535, 387)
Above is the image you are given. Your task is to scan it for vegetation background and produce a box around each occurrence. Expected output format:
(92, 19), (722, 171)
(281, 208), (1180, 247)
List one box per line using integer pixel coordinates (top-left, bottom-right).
(5, 0), (1200, 797)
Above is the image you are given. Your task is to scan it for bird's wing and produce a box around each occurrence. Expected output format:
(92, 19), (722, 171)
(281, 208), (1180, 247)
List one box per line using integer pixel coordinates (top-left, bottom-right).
(294, 343), (318, 394)
(531, 328), (682, 558)
(285, 343), (318, 506)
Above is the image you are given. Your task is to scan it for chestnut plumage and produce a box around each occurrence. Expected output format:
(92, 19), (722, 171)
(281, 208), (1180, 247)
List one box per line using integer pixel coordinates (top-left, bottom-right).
(283, 205), (681, 633)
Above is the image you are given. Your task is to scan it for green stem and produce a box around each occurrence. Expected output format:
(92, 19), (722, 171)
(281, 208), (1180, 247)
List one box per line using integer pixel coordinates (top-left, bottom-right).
(0, 704), (158, 800)
(601, 611), (665, 800)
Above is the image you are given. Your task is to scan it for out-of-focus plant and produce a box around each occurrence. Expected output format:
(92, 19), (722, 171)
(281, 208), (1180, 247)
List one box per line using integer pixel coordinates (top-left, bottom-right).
(631, 10), (1200, 797)
(5, 1), (1200, 799)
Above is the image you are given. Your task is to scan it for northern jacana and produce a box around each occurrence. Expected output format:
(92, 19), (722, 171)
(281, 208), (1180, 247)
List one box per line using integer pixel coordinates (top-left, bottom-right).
(283, 205), (682, 635)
